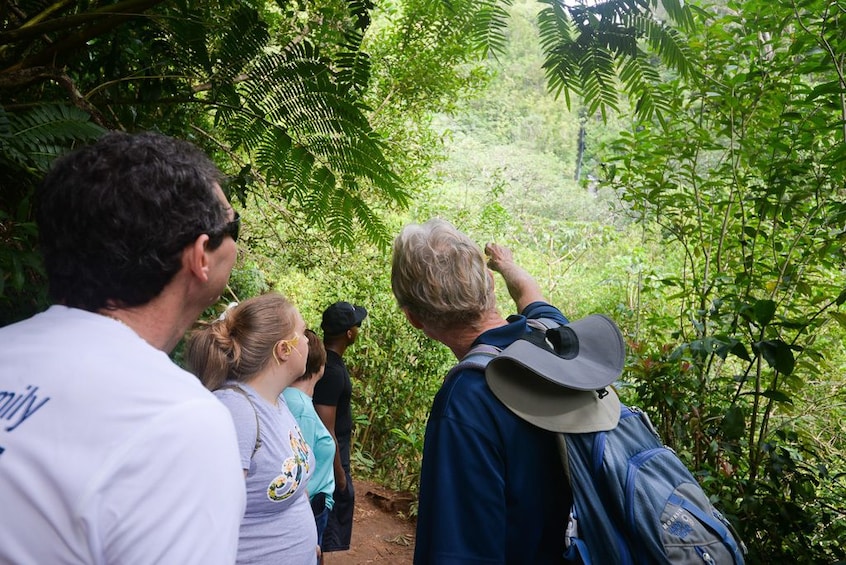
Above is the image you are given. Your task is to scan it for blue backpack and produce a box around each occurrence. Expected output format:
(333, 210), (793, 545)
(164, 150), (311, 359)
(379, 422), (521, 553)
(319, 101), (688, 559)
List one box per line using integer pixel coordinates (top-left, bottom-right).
(455, 321), (746, 565)
(555, 405), (745, 565)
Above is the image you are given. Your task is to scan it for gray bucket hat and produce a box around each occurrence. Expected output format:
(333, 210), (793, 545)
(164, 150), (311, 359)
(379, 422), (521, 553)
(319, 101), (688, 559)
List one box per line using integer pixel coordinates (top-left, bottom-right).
(485, 314), (625, 433)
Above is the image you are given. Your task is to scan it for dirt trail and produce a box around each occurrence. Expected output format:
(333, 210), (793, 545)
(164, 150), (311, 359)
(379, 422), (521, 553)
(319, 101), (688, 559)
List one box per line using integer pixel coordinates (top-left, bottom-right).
(323, 479), (416, 564)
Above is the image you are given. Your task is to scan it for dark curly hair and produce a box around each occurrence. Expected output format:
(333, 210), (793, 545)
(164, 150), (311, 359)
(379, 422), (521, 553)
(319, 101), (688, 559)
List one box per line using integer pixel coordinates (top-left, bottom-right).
(36, 131), (230, 311)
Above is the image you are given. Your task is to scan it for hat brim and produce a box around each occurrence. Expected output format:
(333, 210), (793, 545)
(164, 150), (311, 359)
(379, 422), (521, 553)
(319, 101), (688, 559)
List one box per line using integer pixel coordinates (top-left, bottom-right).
(351, 305), (368, 326)
(491, 335), (622, 392)
(486, 359), (621, 433)
(321, 303), (368, 335)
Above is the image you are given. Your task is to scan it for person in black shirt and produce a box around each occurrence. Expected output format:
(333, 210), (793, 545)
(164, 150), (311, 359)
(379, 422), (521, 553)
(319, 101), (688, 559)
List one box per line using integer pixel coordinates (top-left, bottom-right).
(313, 301), (367, 553)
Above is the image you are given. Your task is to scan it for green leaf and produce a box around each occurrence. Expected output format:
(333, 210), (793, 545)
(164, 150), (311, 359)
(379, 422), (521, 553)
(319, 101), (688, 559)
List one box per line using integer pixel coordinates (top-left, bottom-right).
(753, 299), (777, 326)
(715, 338), (752, 362)
(762, 389), (793, 405)
(720, 406), (746, 441)
(537, 0), (693, 122)
(830, 311), (846, 328)
(754, 340), (795, 375)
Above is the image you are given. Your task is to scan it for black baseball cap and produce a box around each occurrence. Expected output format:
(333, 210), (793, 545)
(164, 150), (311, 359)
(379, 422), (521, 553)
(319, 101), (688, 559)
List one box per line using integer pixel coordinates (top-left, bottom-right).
(321, 301), (368, 335)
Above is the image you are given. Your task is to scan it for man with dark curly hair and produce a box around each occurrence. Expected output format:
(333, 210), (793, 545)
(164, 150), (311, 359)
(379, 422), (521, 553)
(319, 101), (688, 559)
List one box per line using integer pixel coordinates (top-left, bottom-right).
(0, 131), (246, 564)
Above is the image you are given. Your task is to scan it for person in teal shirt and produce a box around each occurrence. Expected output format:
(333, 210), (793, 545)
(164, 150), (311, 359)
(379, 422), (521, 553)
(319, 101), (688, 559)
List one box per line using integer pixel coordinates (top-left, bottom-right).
(283, 329), (337, 563)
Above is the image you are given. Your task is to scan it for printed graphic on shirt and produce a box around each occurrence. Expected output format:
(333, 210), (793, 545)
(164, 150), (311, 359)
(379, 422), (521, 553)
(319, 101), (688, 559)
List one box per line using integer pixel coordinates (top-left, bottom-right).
(0, 385), (50, 433)
(267, 427), (311, 501)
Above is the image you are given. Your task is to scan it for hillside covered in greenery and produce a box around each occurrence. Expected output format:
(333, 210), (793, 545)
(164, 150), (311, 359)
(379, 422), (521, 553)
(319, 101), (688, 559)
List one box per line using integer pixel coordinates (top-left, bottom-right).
(2, 0), (845, 561)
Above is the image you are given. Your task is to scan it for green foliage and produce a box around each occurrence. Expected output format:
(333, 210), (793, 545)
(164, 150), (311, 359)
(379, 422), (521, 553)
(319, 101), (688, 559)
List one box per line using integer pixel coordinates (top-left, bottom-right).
(0, 104), (105, 325)
(537, 0), (695, 121)
(467, 0), (514, 58)
(0, 0), (504, 321)
(603, 0), (846, 559)
(223, 39), (407, 249)
(3, 1), (844, 560)
(352, 295), (452, 492)
(227, 262), (271, 303)
(0, 104), (105, 173)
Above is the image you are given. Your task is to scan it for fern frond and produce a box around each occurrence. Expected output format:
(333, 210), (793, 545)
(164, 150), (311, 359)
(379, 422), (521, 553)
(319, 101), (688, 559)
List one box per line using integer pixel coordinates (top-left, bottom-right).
(536, 0), (693, 122)
(210, 6), (270, 84)
(616, 49), (672, 122)
(350, 191), (391, 245)
(5, 104), (104, 171)
(635, 15), (693, 78)
(537, 1), (574, 55)
(468, 0), (513, 59)
(538, 2), (579, 107)
(656, 0), (695, 31)
(348, 0), (374, 31)
(319, 188), (390, 249)
(220, 42), (405, 248)
(323, 199), (357, 248)
(336, 31), (371, 96)
(0, 106), (10, 139)
(580, 45), (620, 120)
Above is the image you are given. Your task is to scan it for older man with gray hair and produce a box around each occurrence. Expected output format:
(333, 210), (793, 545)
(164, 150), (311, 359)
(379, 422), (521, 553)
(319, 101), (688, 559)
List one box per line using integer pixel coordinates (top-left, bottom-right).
(391, 218), (572, 564)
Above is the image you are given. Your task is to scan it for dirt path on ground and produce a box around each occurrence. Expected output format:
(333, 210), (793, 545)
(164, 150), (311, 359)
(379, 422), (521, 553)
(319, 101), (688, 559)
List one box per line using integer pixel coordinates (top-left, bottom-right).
(323, 479), (416, 564)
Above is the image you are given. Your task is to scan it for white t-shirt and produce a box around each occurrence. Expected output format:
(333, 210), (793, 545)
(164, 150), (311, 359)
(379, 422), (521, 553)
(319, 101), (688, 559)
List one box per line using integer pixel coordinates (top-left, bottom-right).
(216, 384), (317, 564)
(0, 306), (246, 564)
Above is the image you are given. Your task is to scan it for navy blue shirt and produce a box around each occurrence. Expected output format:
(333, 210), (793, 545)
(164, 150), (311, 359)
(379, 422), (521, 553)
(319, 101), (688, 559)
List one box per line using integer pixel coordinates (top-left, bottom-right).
(414, 302), (572, 564)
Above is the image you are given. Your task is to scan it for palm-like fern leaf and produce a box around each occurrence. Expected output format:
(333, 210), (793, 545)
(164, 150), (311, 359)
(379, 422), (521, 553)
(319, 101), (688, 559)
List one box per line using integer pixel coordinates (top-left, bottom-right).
(536, 0), (694, 122)
(616, 45), (669, 123)
(580, 45), (620, 119)
(636, 16), (693, 78)
(222, 41), (405, 248)
(2, 104), (105, 172)
(658, 0), (695, 32)
(539, 2), (579, 107)
(469, 0), (513, 59)
(209, 6), (270, 85)
(337, 31), (372, 96)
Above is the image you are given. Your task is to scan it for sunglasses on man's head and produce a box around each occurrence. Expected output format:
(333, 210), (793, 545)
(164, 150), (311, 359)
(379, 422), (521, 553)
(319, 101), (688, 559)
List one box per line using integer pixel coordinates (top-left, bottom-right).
(209, 211), (241, 243)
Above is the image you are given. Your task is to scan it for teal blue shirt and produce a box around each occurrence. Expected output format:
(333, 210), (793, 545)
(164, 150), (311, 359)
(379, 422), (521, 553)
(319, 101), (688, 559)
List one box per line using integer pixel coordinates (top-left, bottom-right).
(282, 388), (336, 510)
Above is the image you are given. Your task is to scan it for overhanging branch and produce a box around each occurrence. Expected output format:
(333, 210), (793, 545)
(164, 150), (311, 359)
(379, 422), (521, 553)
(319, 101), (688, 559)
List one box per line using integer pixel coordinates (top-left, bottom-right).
(0, 0), (165, 46)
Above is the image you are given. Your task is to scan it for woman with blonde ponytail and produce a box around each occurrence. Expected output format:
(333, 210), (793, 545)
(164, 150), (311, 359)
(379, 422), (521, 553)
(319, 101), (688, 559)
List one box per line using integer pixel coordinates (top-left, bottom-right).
(186, 292), (318, 564)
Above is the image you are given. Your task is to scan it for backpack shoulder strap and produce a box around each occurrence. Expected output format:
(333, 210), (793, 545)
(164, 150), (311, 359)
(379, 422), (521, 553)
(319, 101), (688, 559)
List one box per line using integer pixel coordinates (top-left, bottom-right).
(450, 315), (562, 373)
(555, 433), (572, 486)
(445, 344), (501, 381)
(527, 317), (563, 331)
(456, 333), (576, 486)
(218, 384), (262, 460)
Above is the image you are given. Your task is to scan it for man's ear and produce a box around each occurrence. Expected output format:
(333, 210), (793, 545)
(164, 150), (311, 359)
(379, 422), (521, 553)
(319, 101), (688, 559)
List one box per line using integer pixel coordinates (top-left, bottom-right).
(185, 235), (211, 282)
(402, 307), (424, 330)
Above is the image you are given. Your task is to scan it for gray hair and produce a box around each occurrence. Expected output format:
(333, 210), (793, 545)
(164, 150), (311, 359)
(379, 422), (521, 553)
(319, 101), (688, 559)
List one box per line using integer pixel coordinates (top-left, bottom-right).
(391, 219), (495, 331)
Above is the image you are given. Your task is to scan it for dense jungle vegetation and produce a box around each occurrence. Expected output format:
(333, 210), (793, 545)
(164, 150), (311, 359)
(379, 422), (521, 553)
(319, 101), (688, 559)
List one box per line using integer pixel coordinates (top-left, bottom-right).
(2, 0), (845, 561)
